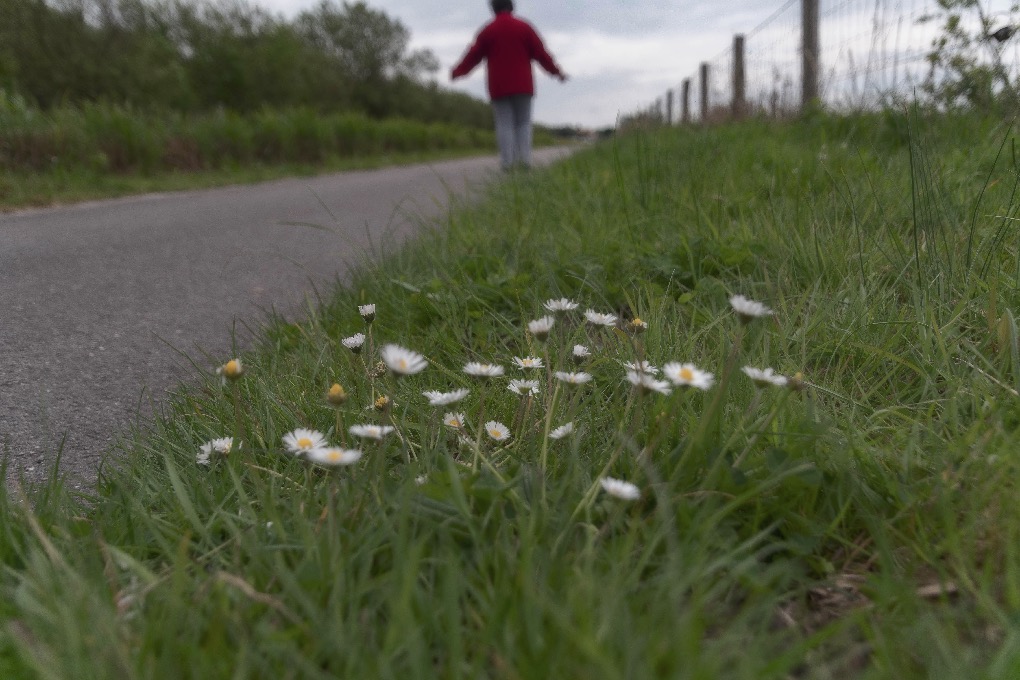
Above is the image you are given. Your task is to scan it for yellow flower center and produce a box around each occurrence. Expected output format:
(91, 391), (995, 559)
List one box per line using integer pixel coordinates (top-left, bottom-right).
(680, 368), (694, 381)
(398, 359), (408, 370)
(327, 451), (342, 462)
(297, 438), (313, 449)
(223, 359), (242, 378)
(489, 429), (502, 438)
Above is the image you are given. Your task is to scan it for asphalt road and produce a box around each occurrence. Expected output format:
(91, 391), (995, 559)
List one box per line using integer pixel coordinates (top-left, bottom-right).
(0, 148), (572, 488)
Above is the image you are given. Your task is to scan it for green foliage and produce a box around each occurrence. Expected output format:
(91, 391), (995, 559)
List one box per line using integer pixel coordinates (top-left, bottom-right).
(0, 103), (495, 174)
(0, 0), (491, 128)
(7, 111), (1020, 676)
(921, 0), (1020, 109)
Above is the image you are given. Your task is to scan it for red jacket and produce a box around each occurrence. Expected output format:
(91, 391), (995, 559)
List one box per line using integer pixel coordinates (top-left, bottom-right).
(451, 11), (563, 100)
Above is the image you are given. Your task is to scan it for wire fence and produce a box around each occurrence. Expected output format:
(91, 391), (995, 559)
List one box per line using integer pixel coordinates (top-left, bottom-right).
(635, 0), (1020, 124)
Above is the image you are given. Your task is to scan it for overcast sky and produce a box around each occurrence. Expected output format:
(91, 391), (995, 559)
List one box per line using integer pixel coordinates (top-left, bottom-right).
(249, 0), (781, 128)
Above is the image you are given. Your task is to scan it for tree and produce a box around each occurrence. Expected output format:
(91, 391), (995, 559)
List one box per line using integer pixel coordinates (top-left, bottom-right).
(921, 0), (1020, 109)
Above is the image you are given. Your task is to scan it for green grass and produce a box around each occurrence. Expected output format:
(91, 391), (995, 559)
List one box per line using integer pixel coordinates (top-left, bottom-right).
(5, 108), (1020, 678)
(0, 147), (498, 211)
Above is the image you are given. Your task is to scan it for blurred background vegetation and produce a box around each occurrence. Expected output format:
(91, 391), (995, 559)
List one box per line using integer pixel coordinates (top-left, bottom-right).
(0, 0), (522, 183)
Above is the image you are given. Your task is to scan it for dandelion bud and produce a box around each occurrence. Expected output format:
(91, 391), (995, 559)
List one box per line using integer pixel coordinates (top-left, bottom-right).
(359, 304), (376, 323)
(788, 372), (808, 392)
(327, 383), (348, 406)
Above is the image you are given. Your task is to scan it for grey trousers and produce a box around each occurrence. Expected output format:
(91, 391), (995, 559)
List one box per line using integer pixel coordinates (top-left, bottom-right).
(491, 94), (533, 170)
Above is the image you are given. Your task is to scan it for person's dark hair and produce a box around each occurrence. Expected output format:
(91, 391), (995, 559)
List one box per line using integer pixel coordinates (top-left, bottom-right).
(491, 0), (513, 13)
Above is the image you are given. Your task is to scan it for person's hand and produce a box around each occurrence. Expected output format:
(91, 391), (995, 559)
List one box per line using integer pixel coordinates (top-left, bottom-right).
(556, 72), (569, 83)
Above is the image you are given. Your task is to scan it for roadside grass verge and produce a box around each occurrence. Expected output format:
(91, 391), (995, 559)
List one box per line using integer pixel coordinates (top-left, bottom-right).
(1, 102), (540, 210)
(0, 147), (497, 211)
(4, 109), (1020, 677)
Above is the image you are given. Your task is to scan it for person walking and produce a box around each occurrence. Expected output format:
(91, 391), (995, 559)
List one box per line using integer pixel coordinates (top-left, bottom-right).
(451, 0), (567, 172)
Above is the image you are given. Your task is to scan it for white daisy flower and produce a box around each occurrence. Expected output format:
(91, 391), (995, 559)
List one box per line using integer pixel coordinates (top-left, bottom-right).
(572, 345), (591, 364)
(381, 344), (428, 375)
(348, 424), (396, 440)
(600, 476), (641, 501)
(623, 360), (658, 375)
(527, 316), (555, 340)
(282, 428), (328, 455)
(729, 295), (773, 323)
(422, 388), (470, 406)
(210, 437), (235, 454)
(463, 362), (505, 378)
(513, 356), (544, 370)
(358, 304), (376, 322)
(544, 298), (579, 312)
(341, 333), (366, 352)
(548, 422), (574, 440)
(554, 371), (593, 385)
(443, 412), (467, 429)
(307, 447), (363, 467)
(741, 366), (788, 388)
(625, 370), (673, 395)
(415, 475), (428, 486)
(485, 421), (511, 441)
(584, 309), (618, 327)
(508, 379), (540, 396)
(216, 358), (244, 381)
(196, 445), (212, 466)
(663, 362), (715, 390)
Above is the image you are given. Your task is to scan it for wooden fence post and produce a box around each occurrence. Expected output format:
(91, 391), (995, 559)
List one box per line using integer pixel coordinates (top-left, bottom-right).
(666, 89), (674, 125)
(699, 62), (710, 122)
(681, 79), (691, 124)
(802, 0), (820, 109)
(733, 34), (746, 118)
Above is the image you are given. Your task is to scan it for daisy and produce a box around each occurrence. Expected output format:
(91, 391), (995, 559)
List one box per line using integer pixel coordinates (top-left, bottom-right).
(282, 428), (328, 455)
(513, 356), (544, 370)
(548, 422), (574, 440)
(600, 476), (641, 501)
(443, 412), (467, 429)
(415, 475), (428, 486)
(729, 295), (773, 323)
(623, 360), (658, 375)
(381, 344), (428, 376)
(358, 304), (376, 322)
(307, 447), (363, 467)
(741, 366), (788, 388)
(422, 388), (470, 406)
(625, 370), (673, 395)
(572, 345), (591, 364)
(663, 362), (715, 391)
(373, 395), (392, 412)
(485, 421), (511, 441)
(544, 298), (579, 313)
(216, 358), (244, 383)
(196, 444), (213, 466)
(463, 362), (505, 378)
(508, 379), (540, 396)
(554, 371), (593, 386)
(348, 424), (396, 440)
(584, 309), (618, 327)
(210, 437), (235, 454)
(527, 316), (555, 340)
(341, 333), (366, 353)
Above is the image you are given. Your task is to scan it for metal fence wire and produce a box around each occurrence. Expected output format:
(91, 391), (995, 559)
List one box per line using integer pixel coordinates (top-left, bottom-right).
(642, 0), (1020, 124)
